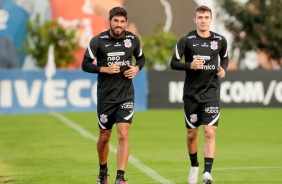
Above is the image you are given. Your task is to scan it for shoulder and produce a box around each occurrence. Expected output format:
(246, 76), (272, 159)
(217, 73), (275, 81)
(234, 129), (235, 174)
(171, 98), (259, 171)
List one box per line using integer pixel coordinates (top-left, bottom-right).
(210, 31), (227, 42)
(125, 31), (139, 41)
(177, 30), (197, 44)
(88, 35), (99, 47)
(89, 31), (110, 43)
(186, 30), (198, 40)
(97, 30), (111, 40)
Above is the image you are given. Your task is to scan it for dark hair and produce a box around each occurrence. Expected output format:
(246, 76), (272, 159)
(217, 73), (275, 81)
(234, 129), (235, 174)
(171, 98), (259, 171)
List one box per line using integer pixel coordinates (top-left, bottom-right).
(109, 7), (128, 21)
(195, 5), (212, 17)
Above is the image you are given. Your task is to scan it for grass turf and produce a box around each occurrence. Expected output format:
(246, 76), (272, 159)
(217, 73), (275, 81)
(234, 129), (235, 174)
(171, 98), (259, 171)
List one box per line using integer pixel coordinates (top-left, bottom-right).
(0, 108), (281, 183)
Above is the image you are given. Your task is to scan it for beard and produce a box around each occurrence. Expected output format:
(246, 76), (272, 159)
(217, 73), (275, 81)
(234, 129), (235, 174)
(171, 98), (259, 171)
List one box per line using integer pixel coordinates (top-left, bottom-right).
(110, 26), (125, 39)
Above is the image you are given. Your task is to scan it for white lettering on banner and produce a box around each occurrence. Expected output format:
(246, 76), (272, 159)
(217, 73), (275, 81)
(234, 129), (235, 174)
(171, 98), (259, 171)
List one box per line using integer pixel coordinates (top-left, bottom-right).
(227, 81), (264, 103)
(168, 80), (282, 105)
(15, 80), (42, 107)
(67, 80), (91, 107)
(169, 81), (184, 103)
(91, 82), (98, 104)
(0, 80), (12, 107)
(0, 79), (98, 109)
(263, 80), (276, 105)
(230, 82), (244, 103)
(220, 82), (231, 103)
(220, 80), (282, 105)
(275, 82), (282, 103)
(244, 81), (264, 103)
(44, 80), (67, 108)
(0, 10), (9, 30)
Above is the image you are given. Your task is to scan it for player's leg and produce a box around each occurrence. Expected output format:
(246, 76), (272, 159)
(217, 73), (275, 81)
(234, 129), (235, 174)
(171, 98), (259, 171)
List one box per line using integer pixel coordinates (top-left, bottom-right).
(203, 125), (217, 166)
(201, 102), (220, 184)
(202, 125), (216, 184)
(97, 129), (112, 184)
(187, 128), (199, 158)
(186, 128), (200, 184)
(115, 122), (130, 184)
(97, 129), (112, 166)
(115, 101), (134, 184)
(97, 103), (116, 184)
(184, 101), (201, 184)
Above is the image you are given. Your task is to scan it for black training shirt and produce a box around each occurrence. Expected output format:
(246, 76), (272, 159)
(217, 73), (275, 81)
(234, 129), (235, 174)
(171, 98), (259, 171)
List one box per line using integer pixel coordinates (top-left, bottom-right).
(170, 30), (229, 103)
(82, 30), (145, 103)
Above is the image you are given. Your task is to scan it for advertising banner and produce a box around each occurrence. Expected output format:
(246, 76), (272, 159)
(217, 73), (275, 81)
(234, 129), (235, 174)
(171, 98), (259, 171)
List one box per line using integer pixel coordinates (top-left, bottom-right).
(0, 70), (147, 114)
(148, 70), (282, 108)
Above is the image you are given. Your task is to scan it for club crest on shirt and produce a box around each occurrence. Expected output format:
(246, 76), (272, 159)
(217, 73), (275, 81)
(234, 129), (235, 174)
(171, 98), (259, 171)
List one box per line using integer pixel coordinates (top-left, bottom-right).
(190, 114), (198, 123)
(210, 41), (218, 50)
(100, 114), (108, 124)
(124, 39), (132, 48)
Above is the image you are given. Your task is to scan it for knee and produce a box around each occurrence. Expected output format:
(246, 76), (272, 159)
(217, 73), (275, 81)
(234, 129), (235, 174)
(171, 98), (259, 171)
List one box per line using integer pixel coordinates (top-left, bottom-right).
(118, 131), (129, 142)
(187, 130), (198, 141)
(99, 134), (111, 144)
(204, 131), (216, 140)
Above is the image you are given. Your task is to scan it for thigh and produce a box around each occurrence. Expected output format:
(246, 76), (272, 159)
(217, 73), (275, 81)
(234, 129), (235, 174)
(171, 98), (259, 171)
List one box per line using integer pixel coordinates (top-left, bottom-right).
(184, 101), (202, 129)
(116, 100), (134, 124)
(97, 102), (118, 130)
(201, 101), (220, 127)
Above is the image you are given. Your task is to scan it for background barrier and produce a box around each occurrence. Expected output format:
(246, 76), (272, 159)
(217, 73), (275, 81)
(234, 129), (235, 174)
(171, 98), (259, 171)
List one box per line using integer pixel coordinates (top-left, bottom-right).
(0, 69), (148, 114)
(148, 70), (282, 108)
(1, 69), (281, 114)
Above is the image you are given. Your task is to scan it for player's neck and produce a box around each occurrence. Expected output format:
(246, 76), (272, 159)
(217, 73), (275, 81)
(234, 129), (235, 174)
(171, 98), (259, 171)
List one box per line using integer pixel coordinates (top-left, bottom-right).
(197, 29), (211, 38)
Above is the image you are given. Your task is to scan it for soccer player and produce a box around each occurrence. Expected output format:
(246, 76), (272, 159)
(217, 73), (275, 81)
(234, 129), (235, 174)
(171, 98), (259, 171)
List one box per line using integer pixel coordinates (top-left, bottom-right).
(81, 7), (145, 184)
(170, 5), (229, 184)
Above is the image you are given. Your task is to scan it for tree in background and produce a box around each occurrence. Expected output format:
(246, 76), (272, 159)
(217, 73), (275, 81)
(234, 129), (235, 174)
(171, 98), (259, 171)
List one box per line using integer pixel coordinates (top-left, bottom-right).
(216, 0), (282, 68)
(23, 14), (80, 68)
(141, 25), (179, 70)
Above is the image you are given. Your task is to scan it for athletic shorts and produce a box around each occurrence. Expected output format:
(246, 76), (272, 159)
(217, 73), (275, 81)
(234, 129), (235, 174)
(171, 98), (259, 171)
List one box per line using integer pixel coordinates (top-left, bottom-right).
(97, 100), (134, 130)
(184, 101), (220, 129)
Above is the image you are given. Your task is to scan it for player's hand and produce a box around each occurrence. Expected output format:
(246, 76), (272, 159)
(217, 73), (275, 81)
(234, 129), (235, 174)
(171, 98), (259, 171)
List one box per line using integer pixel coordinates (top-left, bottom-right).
(124, 64), (139, 79)
(191, 55), (204, 70)
(217, 66), (226, 78)
(106, 63), (121, 74)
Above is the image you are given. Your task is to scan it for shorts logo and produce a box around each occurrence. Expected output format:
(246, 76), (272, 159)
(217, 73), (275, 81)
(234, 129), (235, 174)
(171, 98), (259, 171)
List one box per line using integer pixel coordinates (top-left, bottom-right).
(190, 114), (198, 123)
(124, 39), (132, 48)
(100, 114), (108, 124)
(205, 106), (219, 114)
(121, 102), (134, 109)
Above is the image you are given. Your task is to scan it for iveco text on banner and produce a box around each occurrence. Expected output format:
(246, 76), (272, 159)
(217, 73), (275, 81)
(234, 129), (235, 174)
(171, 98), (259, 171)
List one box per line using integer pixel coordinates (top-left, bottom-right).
(0, 70), (147, 114)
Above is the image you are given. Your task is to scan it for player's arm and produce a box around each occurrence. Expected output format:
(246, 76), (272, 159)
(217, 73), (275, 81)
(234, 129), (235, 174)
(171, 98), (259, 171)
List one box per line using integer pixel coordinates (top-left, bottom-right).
(217, 37), (229, 78)
(81, 36), (100, 73)
(82, 36), (121, 74)
(170, 36), (190, 70)
(133, 36), (145, 71)
(219, 37), (229, 71)
(124, 36), (145, 79)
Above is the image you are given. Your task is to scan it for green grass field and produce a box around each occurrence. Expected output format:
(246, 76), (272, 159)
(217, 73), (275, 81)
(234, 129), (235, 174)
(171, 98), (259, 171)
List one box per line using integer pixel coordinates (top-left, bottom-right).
(0, 109), (281, 184)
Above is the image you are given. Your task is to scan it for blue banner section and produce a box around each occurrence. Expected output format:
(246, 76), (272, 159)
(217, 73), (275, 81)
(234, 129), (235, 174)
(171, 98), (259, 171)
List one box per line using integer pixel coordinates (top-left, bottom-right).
(0, 69), (147, 114)
(0, 0), (30, 64)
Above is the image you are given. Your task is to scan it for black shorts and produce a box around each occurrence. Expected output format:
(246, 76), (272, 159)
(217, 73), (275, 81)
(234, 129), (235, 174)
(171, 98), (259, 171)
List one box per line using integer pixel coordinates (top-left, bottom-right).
(97, 100), (134, 130)
(184, 101), (220, 129)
